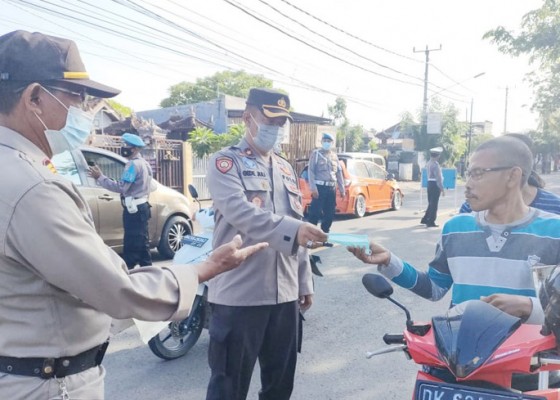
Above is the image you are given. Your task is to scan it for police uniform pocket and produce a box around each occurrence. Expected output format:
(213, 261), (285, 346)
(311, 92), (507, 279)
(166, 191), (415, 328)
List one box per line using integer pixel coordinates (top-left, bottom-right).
(242, 178), (270, 209)
(282, 180), (305, 218)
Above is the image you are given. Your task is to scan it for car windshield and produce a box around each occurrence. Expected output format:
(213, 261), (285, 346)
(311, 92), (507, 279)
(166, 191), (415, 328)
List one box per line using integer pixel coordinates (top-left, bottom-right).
(52, 151), (81, 185)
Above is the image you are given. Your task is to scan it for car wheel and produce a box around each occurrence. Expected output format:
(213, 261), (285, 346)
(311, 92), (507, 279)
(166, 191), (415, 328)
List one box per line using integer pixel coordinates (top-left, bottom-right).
(157, 215), (192, 259)
(391, 191), (403, 210)
(354, 194), (366, 218)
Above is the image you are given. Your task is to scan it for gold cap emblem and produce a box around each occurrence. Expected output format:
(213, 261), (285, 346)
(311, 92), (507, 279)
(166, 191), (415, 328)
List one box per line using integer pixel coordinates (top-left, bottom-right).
(277, 97), (287, 108)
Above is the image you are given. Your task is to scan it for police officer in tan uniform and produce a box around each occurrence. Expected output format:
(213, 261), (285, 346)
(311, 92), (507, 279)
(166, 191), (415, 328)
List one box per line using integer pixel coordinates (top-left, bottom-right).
(89, 132), (154, 269)
(0, 30), (267, 400)
(205, 88), (328, 400)
(307, 132), (345, 232)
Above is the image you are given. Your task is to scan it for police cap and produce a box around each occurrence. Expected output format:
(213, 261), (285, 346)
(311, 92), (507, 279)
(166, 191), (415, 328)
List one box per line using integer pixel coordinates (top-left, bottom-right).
(0, 30), (120, 98)
(322, 133), (334, 141)
(246, 88), (292, 120)
(122, 133), (145, 147)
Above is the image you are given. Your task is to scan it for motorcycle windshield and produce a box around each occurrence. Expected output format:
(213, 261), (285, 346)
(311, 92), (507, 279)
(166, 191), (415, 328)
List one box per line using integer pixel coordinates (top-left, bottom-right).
(432, 300), (521, 378)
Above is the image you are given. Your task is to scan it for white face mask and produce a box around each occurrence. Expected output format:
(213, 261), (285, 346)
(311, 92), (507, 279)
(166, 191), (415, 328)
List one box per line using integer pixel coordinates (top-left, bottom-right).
(322, 141), (332, 151)
(249, 114), (285, 153)
(34, 87), (93, 155)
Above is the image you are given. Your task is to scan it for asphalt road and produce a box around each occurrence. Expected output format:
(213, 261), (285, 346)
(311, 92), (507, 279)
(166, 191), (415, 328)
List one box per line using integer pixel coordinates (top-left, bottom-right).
(104, 173), (560, 400)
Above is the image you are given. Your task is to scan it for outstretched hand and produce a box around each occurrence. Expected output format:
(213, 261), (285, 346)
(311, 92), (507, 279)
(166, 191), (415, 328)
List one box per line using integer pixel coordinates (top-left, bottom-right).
(347, 241), (391, 266)
(196, 235), (268, 282)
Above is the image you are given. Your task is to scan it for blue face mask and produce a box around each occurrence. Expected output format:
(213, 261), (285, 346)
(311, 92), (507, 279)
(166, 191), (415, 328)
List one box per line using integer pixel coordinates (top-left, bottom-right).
(322, 141), (332, 151)
(35, 87), (93, 155)
(250, 114), (285, 153)
(328, 233), (371, 254)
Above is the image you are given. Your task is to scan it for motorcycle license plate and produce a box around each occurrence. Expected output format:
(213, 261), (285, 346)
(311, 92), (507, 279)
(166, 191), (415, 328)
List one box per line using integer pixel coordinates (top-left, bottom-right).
(414, 380), (546, 400)
(182, 235), (209, 248)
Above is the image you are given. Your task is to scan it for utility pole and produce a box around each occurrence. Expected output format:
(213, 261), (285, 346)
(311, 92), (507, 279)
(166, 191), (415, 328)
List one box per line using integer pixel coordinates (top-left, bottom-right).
(413, 44), (442, 149)
(503, 86), (509, 134)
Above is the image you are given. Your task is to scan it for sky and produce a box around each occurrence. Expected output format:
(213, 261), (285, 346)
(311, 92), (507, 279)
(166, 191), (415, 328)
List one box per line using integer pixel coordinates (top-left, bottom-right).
(1, 0), (544, 135)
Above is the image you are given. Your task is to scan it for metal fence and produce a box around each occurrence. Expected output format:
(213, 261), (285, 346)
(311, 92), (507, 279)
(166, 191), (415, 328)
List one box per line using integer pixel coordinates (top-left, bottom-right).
(192, 154), (211, 200)
(91, 135), (184, 193)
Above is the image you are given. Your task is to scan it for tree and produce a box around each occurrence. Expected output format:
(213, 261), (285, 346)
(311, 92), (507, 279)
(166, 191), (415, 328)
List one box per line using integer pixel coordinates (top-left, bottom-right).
(106, 99), (133, 117)
(188, 124), (245, 158)
(327, 97), (349, 151)
(408, 97), (467, 167)
(160, 70), (273, 107)
(483, 0), (560, 117)
(345, 124), (365, 152)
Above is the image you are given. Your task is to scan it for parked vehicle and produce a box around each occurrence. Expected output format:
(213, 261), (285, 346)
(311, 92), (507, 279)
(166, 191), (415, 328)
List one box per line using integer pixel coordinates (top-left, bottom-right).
(362, 273), (560, 400)
(148, 185), (211, 360)
(338, 152), (386, 170)
(299, 158), (403, 218)
(51, 146), (193, 259)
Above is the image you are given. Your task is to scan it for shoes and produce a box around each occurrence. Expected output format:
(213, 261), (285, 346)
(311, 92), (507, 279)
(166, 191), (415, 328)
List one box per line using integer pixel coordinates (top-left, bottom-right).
(426, 223), (439, 228)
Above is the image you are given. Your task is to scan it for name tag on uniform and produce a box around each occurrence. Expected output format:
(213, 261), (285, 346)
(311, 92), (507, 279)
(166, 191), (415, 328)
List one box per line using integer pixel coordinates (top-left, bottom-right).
(182, 235), (209, 248)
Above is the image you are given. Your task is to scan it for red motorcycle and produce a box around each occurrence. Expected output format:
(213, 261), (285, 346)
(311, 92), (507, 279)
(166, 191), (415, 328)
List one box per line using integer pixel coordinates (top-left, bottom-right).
(362, 273), (560, 400)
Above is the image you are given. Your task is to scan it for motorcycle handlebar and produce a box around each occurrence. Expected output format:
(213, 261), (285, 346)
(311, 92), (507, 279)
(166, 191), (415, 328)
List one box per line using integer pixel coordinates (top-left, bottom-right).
(383, 334), (405, 345)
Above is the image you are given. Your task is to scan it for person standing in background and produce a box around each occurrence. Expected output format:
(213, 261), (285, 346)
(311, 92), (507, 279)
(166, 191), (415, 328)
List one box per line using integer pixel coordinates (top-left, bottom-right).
(307, 133), (345, 233)
(89, 132), (154, 269)
(421, 146), (445, 228)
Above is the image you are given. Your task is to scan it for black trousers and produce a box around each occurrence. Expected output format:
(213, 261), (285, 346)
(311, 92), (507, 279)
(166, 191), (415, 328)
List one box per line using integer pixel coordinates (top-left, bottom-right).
(122, 202), (152, 269)
(307, 184), (336, 233)
(206, 301), (299, 400)
(421, 181), (441, 225)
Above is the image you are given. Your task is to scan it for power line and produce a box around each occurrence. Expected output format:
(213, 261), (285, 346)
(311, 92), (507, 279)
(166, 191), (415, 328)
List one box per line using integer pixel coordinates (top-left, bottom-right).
(222, 0), (426, 89)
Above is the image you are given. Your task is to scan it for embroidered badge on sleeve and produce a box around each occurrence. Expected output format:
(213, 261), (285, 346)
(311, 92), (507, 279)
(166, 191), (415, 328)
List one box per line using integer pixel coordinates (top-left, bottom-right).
(216, 156), (234, 173)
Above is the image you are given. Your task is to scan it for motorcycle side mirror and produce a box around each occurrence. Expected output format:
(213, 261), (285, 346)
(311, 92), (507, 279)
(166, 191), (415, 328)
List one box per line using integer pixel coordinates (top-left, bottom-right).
(362, 274), (430, 336)
(188, 184), (199, 199)
(362, 273), (393, 298)
(386, 172), (395, 181)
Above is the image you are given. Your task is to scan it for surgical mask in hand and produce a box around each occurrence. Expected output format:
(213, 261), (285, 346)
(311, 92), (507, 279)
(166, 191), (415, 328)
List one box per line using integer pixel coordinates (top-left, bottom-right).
(328, 233), (371, 254)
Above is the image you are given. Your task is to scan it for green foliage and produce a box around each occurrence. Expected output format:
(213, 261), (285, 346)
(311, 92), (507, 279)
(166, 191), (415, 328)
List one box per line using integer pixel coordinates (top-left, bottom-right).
(344, 124), (365, 152)
(188, 124), (245, 158)
(368, 140), (379, 151)
(328, 97), (347, 124)
(484, 0), (560, 116)
(106, 99), (132, 117)
(409, 98), (467, 167)
(160, 70), (273, 107)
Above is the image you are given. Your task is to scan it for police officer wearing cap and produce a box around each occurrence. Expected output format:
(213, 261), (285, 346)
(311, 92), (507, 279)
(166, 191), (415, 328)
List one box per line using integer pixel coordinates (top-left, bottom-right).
(421, 146), (445, 227)
(205, 87), (327, 400)
(0, 30), (267, 399)
(89, 132), (154, 269)
(307, 133), (345, 233)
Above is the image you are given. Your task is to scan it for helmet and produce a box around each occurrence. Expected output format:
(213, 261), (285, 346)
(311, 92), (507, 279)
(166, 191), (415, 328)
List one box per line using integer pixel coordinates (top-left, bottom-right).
(539, 265), (560, 341)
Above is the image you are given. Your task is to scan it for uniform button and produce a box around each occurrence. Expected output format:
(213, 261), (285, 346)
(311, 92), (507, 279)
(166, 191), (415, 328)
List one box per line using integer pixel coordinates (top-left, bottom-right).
(43, 366), (53, 374)
(33, 368), (40, 374)
(6, 365), (12, 372)
(62, 359), (70, 367)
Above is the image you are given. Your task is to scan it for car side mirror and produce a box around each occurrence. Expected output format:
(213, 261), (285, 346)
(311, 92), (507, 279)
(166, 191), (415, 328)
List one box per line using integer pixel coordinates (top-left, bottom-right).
(386, 173), (395, 181)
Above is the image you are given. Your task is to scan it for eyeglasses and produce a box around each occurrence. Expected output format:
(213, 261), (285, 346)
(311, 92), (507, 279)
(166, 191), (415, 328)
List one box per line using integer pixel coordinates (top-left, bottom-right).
(465, 166), (514, 181)
(44, 85), (87, 102)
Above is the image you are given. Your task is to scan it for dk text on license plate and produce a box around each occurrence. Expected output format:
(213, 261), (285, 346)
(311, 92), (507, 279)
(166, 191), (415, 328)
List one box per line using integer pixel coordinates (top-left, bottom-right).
(414, 380), (546, 400)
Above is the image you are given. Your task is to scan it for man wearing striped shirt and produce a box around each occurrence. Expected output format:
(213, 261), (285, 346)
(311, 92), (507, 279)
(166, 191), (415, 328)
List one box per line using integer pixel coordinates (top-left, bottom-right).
(348, 136), (560, 324)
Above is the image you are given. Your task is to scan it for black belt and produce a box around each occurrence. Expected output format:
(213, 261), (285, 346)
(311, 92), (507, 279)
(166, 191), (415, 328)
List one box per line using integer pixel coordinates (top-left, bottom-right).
(0, 341), (109, 379)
